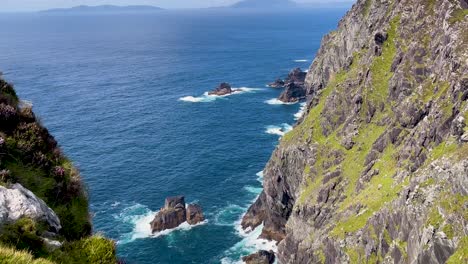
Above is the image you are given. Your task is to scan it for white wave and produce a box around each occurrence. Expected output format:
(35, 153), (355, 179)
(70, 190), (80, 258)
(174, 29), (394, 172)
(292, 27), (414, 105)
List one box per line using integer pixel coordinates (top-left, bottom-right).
(256, 170), (264, 183)
(265, 98), (298, 105)
(243, 186), (263, 195)
(115, 203), (207, 244)
(265, 124), (293, 137)
(179, 87), (262, 103)
(294, 102), (307, 120)
(221, 224), (278, 264)
(294, 59), (309, 62)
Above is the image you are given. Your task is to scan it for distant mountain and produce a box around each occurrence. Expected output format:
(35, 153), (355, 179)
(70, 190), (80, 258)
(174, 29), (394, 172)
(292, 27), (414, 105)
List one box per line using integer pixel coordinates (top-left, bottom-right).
(231, 0), (296, 8)
(41, 5), (163, 13)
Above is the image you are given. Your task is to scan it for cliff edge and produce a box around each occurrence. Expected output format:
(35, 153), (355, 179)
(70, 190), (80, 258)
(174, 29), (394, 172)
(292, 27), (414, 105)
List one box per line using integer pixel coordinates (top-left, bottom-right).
(0, 75), (117, 263)
(243, 0), (468, 263)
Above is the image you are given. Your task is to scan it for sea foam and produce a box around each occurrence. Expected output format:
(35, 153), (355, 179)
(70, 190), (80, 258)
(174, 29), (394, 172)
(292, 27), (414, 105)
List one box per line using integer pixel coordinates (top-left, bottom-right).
(179, 87), (262, 103)
(265, 124), (293, 136)
(116, 203), (207, 244)
(264, 98), (298, 105)
(221, 224), (278, 264)
(294, 59), (309, 62)
(294, 102), (307, 120)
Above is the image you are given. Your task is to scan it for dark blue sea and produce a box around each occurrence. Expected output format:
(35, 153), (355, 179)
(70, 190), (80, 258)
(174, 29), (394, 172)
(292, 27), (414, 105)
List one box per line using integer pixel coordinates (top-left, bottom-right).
(0, 8), (346, 263)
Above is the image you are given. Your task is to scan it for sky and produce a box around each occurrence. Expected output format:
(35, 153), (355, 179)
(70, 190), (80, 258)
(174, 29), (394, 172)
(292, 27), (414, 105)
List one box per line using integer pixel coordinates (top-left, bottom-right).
(0, 0), (354, 12)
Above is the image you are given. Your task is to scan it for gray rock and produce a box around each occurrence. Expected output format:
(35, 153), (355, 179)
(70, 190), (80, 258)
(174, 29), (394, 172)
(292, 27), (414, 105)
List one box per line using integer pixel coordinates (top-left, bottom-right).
(186, 203), (205, 225)
(0, 183), (61, 232)
(242, 250), (275, 264)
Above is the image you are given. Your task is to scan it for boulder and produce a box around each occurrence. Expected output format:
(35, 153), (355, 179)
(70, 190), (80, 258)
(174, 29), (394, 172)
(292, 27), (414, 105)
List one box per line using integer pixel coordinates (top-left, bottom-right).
(242, 250), (275, 264)
(150, 196), (205, 233)
(0, 183), (61, 232)
(208, 82), (233, 96)
(278, 82), (306, 103)
(186, 204), (205, 225)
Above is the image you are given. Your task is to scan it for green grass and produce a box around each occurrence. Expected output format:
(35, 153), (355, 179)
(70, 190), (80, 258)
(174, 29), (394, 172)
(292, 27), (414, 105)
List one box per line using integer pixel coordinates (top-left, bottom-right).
(448, 8), (468, 25)
(446, 236), (468, 264)
(363, 0), (372, 17)
(0, 245), (54, 264)
(50, 236), (117, 264)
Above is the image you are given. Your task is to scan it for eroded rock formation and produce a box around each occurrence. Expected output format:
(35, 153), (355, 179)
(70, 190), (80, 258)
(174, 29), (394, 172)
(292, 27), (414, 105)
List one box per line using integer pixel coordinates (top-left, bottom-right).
(150, 196), (205, 233)
(243, 0), (468, 263)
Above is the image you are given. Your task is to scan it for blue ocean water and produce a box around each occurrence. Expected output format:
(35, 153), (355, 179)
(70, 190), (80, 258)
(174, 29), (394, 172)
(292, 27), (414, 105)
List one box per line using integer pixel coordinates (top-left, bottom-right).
(0, 8), (346, 263)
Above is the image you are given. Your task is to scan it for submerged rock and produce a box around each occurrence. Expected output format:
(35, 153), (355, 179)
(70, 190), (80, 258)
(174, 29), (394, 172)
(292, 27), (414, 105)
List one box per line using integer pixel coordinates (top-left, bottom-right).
(242, 250), (275, 264)
(150, 196), (204, 233)
(0, 183), (61, 232)
(208, 82), (233, 96)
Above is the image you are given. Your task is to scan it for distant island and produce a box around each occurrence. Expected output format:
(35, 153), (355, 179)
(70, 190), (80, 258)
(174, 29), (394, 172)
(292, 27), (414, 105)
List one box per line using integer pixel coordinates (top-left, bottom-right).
(231, 0), (296, 8)
(41, 5), (163, 14)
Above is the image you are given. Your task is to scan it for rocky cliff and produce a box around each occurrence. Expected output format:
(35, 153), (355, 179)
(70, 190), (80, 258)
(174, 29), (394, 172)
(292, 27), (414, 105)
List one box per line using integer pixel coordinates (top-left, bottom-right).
(0, 76), (117, 263)
(243, 0), (468, 263)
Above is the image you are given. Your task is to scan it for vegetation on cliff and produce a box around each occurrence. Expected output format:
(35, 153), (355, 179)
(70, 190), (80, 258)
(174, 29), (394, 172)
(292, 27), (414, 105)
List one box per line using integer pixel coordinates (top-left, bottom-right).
(243, 0), (467, 263)
(0, 76), (117, 263)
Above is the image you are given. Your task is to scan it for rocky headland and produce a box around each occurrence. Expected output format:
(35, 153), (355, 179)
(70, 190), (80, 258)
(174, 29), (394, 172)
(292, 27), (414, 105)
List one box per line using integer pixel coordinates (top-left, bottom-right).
(243, 0), (468, 263)
(150, 196), (204, 233)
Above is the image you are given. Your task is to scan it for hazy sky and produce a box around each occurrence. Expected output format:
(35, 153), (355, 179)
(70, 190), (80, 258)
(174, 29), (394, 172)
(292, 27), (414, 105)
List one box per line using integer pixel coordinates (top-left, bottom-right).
(0, 0), (354, 12)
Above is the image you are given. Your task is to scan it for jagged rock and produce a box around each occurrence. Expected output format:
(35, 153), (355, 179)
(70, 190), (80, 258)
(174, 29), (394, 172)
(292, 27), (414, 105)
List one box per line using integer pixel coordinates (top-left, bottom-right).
(151, 196), (186, 233)
(268, 79), (285, 88)
(0, 183), (61, 232)
(242, 250), (275, 264)
(208, 82), (233, 96)
(285, 68), (307, 84)
(150, 196), (205, 233)
(244, 0), (468, 263)
(278, 82), (306, 103)
(186, 204), (204, 225)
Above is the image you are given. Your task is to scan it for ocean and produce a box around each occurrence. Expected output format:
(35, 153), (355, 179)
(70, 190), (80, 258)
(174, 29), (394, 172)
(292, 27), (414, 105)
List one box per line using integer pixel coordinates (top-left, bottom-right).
(0, 8), (346, 263)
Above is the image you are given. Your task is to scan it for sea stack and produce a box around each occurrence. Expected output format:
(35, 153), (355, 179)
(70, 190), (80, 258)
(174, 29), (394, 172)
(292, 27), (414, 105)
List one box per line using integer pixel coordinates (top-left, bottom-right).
(208, 82), (233, 96)
(150, 196), (205, 233)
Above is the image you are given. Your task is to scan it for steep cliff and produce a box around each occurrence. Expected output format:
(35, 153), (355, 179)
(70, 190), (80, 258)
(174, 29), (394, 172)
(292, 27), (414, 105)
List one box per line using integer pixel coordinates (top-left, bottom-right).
(243, 0), (468, 263)
(0, 76), (117, 263)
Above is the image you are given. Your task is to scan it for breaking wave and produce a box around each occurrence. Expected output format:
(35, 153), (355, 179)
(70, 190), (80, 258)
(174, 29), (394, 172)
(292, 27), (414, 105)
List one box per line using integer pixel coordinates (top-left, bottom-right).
(265, 124), (293, 136)
(179, 87), (262, 103)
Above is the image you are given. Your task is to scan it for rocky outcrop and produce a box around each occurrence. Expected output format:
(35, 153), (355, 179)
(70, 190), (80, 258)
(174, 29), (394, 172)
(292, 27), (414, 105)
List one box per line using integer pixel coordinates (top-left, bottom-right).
(0, 183), (61, 232)
(208, 83), (234, 96)
(268, 79), (285, 88)
(268, 68), (308, 102)
(278, 82), (307, 103)
(244, 0), (468, 263)
(150, 196), (204, 233)
(186, 204), (204, 225)
(242, 250), (275, 264)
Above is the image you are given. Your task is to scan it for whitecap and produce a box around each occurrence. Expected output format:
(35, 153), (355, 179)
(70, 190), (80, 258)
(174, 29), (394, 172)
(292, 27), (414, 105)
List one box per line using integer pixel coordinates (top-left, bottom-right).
(294, 59), (309, 62)
(256, 170), (264, 183)
(265, 124), (293, 137)
(179, 87), (262, 103)
(294, 102), (307, 120)
(221, 224), (278, 264)
(111, 201), (121, 207)
(243, 186), (263, 195)
(264, 98), (298, 105)
(115, 203), (207, 244)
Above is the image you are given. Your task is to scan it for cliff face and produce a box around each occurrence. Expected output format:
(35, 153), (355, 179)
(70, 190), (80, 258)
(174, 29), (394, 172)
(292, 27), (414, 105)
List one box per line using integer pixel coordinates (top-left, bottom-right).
(243, 0), (468, 263)
(0, 76), (117, 263)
